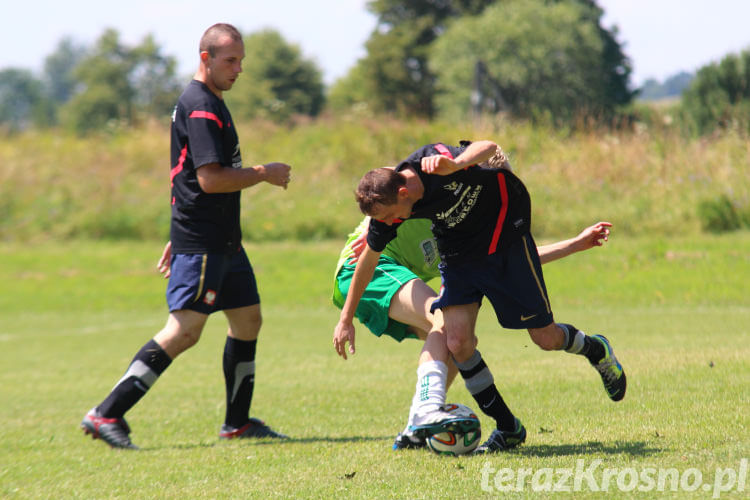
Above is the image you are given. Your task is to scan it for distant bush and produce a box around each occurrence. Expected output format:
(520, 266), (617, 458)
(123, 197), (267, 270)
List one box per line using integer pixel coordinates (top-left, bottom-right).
(698, 194), (750, 233)
(681, 48), (750, 135)
(638, 72), (694, 101)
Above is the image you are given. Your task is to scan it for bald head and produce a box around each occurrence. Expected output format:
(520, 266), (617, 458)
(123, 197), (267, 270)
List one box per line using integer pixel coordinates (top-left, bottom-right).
(199, 23), (243, 57)
(195, 23), (245, 96)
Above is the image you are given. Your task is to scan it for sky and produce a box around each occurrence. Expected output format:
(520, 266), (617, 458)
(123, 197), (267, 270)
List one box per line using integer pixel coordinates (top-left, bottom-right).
(2, 0), (750, 87)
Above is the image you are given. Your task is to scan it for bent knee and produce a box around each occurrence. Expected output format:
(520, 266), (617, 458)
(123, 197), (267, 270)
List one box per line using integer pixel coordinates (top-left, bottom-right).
(155, 327), (202, 358)
(178, 327), (203, 348)
(528, 327), (564, 351)
(531, 337), (559, 351)
(446, 329), (474, 357)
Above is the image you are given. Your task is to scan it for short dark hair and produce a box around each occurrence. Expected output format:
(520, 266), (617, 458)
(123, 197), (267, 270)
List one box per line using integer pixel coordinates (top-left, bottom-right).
(355, 168), (405, 215)
(199, 23), (243, 57)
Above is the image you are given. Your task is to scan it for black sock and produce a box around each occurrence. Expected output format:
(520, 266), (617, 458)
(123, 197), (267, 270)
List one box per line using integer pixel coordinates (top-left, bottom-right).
(223, 337), (257, 428)
(560, 323), (605, 364)
(455, 350), (516, 432)
(474, 385), (517, 432)
(98, 339), (172, 418)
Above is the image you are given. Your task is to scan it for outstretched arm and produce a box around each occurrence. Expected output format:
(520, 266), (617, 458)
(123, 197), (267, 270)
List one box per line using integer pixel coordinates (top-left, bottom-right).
(196, 161), (292, 193)
(538, 221), (612, 265)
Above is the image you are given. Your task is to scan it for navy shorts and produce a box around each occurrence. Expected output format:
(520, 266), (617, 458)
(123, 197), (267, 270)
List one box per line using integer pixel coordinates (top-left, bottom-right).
(431, 234), (553, 329)
(166, 247), (260, 314)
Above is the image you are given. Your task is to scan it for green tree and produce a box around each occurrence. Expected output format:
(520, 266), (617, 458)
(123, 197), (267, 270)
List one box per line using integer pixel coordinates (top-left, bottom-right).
(345, 0), (632, 120)
(327, 63), (374, 114)
(575, 0), (633, 109)
(352, 0), (496, 117)
(130, 34), (182, 118)
(430, 0), (624, 123)
(62, 29), (135, 133)
(61, 29), (180, 134)
(43, 37), (87, 105)
(0, 68), (49, 131)
(681, 49), (750, 134)
(37, 37), (88, 126)
(227, 29), (325, 122)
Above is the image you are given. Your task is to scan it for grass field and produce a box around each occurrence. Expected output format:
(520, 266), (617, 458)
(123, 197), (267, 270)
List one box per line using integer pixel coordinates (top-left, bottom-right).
(1, 234), (748, 499)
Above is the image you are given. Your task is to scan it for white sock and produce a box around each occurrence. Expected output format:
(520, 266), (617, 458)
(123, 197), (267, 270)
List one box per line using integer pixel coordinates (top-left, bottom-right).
(407, 360), (448, 427)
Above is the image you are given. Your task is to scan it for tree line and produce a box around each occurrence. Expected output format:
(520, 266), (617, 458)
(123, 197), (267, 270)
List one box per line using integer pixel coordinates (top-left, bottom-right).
(1, 0), (748, 135)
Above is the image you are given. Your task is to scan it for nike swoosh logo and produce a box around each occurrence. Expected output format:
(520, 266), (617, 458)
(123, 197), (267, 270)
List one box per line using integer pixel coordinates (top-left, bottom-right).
(482, 396), (496, 409)
(520, 314), (537, 321)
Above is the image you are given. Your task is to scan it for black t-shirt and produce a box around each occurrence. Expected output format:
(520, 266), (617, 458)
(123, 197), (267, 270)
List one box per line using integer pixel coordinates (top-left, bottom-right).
(169, 80), (242, 254)
(367, 143), (531, 264)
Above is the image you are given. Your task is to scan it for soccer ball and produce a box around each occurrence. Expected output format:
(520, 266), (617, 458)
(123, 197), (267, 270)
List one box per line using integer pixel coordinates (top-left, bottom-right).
(425, 403), (481, 456)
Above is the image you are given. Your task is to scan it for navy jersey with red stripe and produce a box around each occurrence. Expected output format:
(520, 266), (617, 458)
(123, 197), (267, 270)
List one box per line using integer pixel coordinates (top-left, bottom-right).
(367, 142), (531, 264)
(169, 80), (242, 254)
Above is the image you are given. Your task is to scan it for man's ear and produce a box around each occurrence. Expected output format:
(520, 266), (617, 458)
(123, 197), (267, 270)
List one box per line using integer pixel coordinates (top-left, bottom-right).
(200, 51), (210, 63)
(397, 186), (409, 199)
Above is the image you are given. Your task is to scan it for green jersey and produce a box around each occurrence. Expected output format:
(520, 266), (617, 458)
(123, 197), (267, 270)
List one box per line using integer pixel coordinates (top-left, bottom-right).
(335, 218), (440, 282)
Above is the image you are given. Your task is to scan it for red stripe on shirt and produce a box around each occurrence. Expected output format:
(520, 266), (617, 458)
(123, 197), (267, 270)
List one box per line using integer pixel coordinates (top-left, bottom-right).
(434, 143), (453, 159)
(488, 172), (509, 254)
(189, 110), (223, 129)
(170, 146), (188, 204)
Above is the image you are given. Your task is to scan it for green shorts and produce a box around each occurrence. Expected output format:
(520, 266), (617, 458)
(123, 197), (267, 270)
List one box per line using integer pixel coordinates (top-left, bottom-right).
(333, 255), (420, 342)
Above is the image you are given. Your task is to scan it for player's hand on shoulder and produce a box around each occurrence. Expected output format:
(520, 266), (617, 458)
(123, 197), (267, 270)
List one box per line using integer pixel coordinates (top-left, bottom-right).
(262, 162), (292, 189)
(421, 154), (456, 175)
(348, 231), (368, 264)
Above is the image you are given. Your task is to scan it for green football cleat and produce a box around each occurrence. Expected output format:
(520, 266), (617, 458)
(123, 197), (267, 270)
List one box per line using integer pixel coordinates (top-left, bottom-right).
(591, 335), (627, 401)
(473, 417), (526, 454)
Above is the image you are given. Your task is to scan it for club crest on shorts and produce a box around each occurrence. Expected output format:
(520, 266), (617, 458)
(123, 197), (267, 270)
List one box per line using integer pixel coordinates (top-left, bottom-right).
(203, 289), (217, 306)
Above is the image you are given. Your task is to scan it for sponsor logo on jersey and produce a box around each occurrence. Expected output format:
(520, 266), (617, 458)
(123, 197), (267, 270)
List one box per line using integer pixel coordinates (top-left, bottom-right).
(437, 185), (483, 228)
(443, 181), (464, 195)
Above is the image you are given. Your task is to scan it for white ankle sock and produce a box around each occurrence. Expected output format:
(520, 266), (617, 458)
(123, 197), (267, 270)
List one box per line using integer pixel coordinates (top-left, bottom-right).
(407, 360), (448, 427)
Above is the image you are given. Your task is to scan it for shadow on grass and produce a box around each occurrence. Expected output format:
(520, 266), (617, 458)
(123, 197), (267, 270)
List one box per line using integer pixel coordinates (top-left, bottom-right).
(144, 435), (392, 451)
(138, 441), (219, 451)
(254, 435), (392, 446)
(517, 441), (663, 458)
(142, 439), (662, 457)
